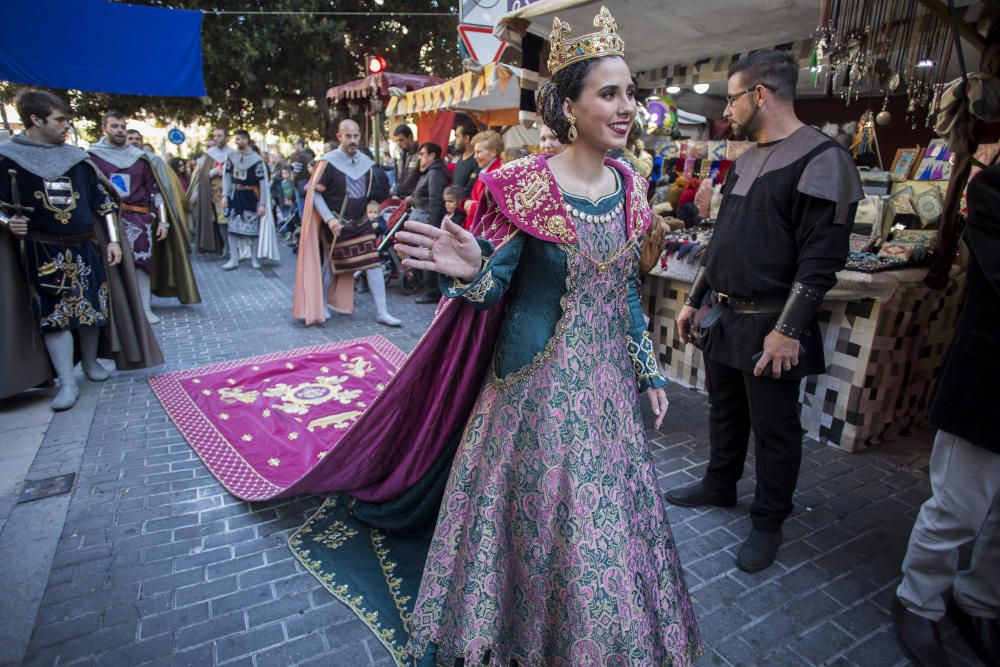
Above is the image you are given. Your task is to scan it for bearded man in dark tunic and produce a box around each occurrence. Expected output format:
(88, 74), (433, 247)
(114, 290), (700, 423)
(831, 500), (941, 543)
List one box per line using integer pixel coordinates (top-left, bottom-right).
(667, 50), (863, 572)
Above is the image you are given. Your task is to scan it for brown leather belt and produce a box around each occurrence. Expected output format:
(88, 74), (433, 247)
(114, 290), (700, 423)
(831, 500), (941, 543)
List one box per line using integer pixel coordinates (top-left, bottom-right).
(121, 203), (150, 213)
(234, 185), (259, 192)
(27, 229), (96, 245)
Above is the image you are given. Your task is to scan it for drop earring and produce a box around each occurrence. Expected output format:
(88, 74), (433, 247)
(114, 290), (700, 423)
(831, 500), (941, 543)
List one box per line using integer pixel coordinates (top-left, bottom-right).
(567, 114), (578, 142)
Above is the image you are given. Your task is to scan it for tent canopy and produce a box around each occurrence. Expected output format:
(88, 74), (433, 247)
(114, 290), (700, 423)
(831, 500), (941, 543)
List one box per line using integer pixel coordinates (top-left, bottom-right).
(326, 72), (443, 104)
(0, 0), (205, 97)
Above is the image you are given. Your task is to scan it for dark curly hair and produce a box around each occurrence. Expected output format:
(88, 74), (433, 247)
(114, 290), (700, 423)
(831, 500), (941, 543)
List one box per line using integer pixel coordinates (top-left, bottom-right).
(538, 55), (623, 144)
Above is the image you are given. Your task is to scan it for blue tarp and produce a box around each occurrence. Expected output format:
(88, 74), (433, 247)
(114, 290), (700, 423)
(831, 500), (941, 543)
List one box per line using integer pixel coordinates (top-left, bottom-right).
(0, 0), (206, 97)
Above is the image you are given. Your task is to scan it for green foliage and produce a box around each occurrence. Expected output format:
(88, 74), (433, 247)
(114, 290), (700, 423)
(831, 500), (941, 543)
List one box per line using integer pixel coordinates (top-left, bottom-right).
(1, 0), (461, 139)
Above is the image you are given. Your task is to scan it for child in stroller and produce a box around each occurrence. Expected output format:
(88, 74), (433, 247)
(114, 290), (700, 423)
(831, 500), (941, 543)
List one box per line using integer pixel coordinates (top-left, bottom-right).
(354, 199), (421, 295)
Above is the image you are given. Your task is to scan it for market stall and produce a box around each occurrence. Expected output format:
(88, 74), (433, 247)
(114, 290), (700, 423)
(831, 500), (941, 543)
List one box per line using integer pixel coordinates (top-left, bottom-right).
(325, 71), (443, 155)
(496, 0), (997, 452)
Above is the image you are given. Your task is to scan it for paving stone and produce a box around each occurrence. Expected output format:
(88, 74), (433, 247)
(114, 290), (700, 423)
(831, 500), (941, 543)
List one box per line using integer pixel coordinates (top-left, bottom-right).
(253, 632), (328, 667)
(214, 622), (286, 663)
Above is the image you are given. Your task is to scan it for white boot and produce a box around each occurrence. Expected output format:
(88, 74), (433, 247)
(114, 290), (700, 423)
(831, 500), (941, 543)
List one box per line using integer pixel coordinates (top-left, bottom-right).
(135, 270), (160, 324)
(44, 330), (80, 411)
(79, 326), (109, 381)
(250, 235), (261, 269)
(367, 267), (401, 327)
(222, 234), (240, 270)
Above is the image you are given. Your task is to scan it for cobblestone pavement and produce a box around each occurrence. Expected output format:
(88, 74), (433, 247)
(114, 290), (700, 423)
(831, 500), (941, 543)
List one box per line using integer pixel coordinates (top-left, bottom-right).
(1, 244), (985, 666)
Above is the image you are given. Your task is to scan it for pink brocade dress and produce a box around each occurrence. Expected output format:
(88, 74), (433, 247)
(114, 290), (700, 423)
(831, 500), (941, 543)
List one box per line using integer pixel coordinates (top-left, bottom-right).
(406, 199), (702, 666)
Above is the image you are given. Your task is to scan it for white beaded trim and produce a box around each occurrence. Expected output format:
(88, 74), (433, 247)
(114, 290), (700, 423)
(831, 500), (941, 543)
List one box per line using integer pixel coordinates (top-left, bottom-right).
(564, 199), (624, 224)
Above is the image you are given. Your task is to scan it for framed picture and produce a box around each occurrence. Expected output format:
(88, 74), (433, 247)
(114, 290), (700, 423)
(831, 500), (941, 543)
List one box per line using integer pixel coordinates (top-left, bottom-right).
(890, 147), (921, 182)
(914, 139), (953, 181)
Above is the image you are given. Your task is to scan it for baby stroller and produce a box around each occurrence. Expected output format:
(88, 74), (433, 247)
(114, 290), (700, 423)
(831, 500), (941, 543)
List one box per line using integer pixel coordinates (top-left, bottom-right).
(354, 199), (421, 295)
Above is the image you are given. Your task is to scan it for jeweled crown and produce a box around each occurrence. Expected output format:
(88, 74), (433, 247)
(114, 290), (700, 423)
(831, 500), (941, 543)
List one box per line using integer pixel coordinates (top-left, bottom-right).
(547, 6), (625, 75)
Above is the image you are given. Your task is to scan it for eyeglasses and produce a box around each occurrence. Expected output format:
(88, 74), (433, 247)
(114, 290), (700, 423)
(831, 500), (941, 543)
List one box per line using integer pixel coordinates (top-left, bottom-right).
(725, 83), (775, 107)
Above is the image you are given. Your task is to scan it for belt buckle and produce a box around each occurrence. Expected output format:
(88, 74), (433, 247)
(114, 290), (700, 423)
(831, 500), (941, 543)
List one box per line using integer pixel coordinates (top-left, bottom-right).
(717, 291), (729, 303)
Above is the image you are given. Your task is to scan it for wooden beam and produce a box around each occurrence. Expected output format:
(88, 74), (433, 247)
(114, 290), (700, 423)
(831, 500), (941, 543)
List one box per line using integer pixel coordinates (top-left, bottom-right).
(917, 0), (987, 52)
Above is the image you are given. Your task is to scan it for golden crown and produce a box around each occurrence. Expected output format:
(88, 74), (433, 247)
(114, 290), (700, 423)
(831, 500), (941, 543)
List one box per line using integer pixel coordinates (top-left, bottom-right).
(547, 6), (625, 75)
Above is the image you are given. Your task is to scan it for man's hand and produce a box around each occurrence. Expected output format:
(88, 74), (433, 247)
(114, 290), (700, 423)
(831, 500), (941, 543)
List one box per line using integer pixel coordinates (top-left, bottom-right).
(646, 387), (669, 430)
(7, 215), (28, 237)
(754, 330), (801, 379)
(221, 197), (228, 210)
(257, 204), (266, 218)
(326, 218), (343, 235)
(107, 241), (122, 266)
(677, 304), (698, 343)
(156, 224), (168, 240)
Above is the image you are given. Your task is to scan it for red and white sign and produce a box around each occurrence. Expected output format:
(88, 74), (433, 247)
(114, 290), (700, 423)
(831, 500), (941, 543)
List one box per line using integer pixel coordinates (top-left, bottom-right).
(458, 24), (507, 65)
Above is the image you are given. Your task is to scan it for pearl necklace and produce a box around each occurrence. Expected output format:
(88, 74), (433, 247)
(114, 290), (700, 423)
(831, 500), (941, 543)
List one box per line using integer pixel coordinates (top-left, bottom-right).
(564, 199), (623, 224)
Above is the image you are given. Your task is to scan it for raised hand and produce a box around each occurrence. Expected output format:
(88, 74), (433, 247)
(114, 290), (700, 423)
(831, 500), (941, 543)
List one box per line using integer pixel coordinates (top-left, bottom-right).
(396, 219), (482, 281)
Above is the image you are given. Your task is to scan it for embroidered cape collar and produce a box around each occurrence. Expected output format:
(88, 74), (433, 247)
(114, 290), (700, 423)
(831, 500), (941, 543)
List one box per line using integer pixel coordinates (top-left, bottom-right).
(0, 133), (89, 181)
(88, 137), (147, 170)
(477, 153), (650, 244)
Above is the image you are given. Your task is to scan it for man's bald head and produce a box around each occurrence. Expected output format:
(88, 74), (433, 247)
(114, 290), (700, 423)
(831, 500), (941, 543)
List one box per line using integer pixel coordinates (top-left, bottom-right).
(336, 119), (362, 156)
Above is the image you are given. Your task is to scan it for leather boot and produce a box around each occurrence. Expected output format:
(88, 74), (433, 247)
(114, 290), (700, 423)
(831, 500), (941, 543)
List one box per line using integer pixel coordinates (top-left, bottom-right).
(664, 481), (737, 508)
(735, 527), (782, 573)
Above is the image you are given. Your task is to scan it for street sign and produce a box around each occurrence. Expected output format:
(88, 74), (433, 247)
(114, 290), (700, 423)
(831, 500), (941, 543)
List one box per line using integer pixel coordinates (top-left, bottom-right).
(167, 128), (185, 145)
(458, 24), (506, 65)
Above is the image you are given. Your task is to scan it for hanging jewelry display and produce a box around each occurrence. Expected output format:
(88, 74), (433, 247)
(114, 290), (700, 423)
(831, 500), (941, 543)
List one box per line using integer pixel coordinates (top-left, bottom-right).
(814, 0), (962, 128)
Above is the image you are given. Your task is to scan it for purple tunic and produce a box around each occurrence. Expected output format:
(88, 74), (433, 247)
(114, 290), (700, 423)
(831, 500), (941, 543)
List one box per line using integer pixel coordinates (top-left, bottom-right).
(90, 154), (158, 273)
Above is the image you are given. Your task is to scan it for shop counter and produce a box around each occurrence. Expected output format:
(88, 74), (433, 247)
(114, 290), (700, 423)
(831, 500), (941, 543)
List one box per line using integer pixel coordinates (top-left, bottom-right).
(641, 264), (964, 452)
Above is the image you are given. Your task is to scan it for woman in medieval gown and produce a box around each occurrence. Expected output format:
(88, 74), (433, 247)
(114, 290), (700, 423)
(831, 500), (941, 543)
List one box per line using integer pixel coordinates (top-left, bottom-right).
(391, 8), (702, 665)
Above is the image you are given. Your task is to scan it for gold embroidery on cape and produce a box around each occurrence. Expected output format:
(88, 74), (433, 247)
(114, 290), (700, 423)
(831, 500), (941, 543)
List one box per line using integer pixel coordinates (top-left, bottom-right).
(496, 158), (576, 243)
(217, 387), (260, 404)
(371, 529), (414, 633)
(307, 410), (364, 432)
(342, 356), (374, 378)
(289, 499), (405, 660)
(263, 375), (362, 416)
(311, 519), (358, 549)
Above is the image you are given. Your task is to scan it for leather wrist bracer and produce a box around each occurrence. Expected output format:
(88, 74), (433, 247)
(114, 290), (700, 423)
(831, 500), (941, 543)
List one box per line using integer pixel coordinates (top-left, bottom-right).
(774, 282), (824, 339)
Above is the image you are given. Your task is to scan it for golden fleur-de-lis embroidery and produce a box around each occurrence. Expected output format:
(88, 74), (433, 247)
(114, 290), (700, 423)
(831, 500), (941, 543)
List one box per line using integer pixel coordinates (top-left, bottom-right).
(252, 365), (261, 371)
(285, 362), (294, 369)
(267, 457), (280, 467)
(288, 432), (299, 440)
(376, 383), (386, 391)
(219, 413), (230, 420)
(192, 378), (201, 384)
(201, 389), (212, 396)
(241, 434), (253, 442)
(262, 409), (271, 417)
(320, 366), (330, 373)
(317, 451), (327, 459)
(226, 378), (236, 385)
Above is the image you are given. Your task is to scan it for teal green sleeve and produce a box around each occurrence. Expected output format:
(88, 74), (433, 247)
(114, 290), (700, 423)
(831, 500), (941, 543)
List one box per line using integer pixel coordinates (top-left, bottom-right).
(627, 264), (668, 392)
(439, 234), (526, 311)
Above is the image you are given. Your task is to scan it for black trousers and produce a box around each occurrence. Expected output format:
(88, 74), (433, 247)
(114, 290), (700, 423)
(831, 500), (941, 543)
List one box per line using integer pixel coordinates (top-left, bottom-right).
(702, 355), (804, 532)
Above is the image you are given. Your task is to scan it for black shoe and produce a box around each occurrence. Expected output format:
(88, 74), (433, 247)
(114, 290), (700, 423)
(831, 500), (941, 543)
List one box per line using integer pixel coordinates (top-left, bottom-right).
(664, 482), (737, 508)
(415, 291), (441, 304)
(892, 597), (948, 667)
(735, 527), (782, 573)
(947, 595), (1000, 667)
